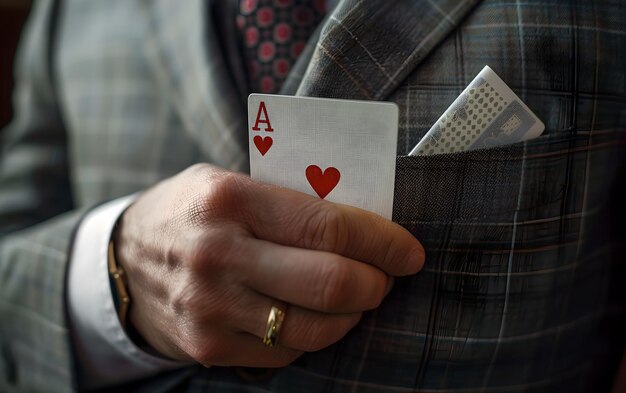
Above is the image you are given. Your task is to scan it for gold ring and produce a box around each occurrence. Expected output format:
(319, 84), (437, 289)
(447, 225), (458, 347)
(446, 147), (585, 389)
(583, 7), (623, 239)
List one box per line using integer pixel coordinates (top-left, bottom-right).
(263, 306), (285, 347)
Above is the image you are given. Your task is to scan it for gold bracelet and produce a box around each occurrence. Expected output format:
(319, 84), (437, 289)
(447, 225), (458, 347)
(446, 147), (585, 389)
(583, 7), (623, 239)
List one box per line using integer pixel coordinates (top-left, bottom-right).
(108, 238), (130, 328)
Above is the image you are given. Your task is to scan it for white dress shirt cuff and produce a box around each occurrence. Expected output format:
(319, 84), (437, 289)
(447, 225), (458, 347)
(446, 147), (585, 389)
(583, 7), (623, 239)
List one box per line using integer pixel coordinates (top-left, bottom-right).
(68, 195), (188, 390)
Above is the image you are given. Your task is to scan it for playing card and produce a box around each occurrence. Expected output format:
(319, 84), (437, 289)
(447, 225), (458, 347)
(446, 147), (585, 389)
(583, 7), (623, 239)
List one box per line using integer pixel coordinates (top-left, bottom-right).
(408, 65), (544, 156)
(248, 94), (398, 219)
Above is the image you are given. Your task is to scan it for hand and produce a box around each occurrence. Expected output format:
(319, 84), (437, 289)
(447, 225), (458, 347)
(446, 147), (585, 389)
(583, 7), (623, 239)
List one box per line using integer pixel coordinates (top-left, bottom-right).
(114, 163), (425, 367)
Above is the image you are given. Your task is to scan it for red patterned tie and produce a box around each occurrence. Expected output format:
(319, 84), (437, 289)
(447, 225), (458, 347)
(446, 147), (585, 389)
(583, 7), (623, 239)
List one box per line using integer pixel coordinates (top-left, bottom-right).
(237, 0), (326, 93)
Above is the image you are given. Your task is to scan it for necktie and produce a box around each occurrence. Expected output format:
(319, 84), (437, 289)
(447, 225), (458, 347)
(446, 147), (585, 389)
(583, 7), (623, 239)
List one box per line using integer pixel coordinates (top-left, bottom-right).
(236, 0), (326, 93)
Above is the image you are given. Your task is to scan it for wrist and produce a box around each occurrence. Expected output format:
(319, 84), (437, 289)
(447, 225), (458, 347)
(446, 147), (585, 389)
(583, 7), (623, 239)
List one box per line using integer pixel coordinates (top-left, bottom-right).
(111, 202), (191, 362)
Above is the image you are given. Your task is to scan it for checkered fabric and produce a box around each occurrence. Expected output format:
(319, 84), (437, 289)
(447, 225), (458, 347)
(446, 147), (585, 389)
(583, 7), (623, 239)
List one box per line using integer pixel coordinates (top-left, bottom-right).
(1, 1), (624, 392)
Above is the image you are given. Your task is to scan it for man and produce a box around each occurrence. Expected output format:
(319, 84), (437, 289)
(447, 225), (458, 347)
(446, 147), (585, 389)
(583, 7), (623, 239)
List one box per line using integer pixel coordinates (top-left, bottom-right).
(1, 0), (624, 392)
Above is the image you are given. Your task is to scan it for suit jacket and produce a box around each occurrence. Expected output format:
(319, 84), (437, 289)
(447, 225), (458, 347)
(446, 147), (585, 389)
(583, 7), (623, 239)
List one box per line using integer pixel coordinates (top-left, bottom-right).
(1, 0), (624, 392)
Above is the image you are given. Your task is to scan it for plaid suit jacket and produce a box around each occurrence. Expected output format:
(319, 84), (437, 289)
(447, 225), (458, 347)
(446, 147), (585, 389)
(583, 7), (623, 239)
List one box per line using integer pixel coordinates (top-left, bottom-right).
(1, 0), (624, 392)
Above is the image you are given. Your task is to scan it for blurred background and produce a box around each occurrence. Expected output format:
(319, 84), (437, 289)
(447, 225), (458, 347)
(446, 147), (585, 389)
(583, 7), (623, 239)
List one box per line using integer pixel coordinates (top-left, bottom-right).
(0, 0), (32, 129)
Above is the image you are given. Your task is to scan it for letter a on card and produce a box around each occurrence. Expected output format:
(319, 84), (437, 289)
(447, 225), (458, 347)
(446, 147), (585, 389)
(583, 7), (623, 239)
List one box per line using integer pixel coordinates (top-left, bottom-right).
(252, 101), (274, 132)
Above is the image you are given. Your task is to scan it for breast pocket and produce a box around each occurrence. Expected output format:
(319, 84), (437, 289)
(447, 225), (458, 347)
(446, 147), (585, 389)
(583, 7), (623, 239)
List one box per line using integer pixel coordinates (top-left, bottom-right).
(392, 134), (605, 268)
(394, 142), (528, 227)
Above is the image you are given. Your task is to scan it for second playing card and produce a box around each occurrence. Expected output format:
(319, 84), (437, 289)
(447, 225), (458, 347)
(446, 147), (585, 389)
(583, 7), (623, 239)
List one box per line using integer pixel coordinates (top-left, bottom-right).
(248, 94), (398, 219)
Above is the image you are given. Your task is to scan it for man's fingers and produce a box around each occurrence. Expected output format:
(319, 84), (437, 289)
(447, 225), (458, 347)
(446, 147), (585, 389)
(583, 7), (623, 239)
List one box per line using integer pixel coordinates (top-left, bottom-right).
(238, 238), (390, 313)
(224, 291), (362, 352)
(236, 179), (425, 276)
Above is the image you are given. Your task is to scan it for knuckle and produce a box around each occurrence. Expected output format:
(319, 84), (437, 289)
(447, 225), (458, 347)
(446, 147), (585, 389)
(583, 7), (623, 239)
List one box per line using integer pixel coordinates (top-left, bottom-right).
(170, 283), (195, 317)
(180, 170), (250, 227)
(185, 162), (213, 177)
(299, 320), (335, 351)
(300, 204), (348, 252)
(356, 274), (385, 311)
(317, 261), (351, 311)
(373, 220), (423, 276)
(314, 259), (387, 312)
(205, 172), (249, 212)
(395, 254), (416, 276)
(169, 278), (210, 325)
(185, 230), (237, 272)
(171, 258), (231, 314)
(368, 282), (386, 309)
(190, 337), (229, 365)
(173, 251), (244, 320)
(185, 240), (210, 270)
(373, 219), (410, 273)
(185, 171), (252, 226)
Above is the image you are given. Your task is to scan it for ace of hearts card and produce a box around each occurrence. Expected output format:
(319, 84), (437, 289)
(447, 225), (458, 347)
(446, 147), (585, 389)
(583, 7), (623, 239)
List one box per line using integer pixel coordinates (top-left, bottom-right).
(248, 94), (398, 219)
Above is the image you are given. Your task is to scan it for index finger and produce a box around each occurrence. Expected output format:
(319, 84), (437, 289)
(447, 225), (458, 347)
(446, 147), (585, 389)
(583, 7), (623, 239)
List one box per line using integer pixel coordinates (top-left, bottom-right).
(237, 179), (425, 276)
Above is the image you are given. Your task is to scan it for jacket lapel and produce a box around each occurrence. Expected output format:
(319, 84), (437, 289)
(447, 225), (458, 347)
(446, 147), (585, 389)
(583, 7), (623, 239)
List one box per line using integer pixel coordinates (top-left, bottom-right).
(143, 0), (249, 172)
(142, 0), (482, 171)
(292, 0), (483, 100)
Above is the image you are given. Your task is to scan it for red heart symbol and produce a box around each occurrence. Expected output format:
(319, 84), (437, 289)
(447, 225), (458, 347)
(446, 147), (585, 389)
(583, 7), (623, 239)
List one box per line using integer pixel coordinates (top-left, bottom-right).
(305, 165), (340, 199)
(253, 136), (273, 156)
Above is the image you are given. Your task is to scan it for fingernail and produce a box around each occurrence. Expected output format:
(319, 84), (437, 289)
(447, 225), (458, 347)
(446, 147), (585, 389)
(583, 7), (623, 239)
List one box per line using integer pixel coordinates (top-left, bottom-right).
(385, 277), (395, 295)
